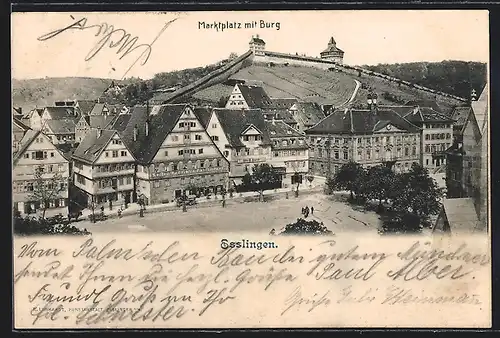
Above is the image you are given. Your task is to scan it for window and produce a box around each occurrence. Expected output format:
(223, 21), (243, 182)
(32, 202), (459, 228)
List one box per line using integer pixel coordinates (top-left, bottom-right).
(105, 152), (109, 157)
(121, 151), (127, 156)
(27, 183), (34, 192)
(153, 181), (160, 188)
(243, 135), (249, 142)
(425, 145), (430, 153)
(178, 150), (184, 156)
(211, 136), (219, 141)
(195, 134), (202, 141)
(198, 148), (204, 154)
(200, 161), (204, 168)
(223, 150), (229, 157)
(375, 149), (380, 159)
(112, 151), (118, 157)
(343, 151), (348, 160)
(172, 135), (179, 141)
(164, 151), (168, 157)
(50, 152), (54, 157)
(334, 151), (339, 160)
(126, 177), (132, 185)
(184, 134), (190, 140)
(366, 150), (371, 160)
(412, 146), (416, 156)
(112, 140), (121, 145)
(118, 178), (124, 186)
(274, 152), (279, 157)
(179, 122), (185, 128)
(173, 163), (178, 171)
(404, 147), (409, 156)
(282, 140), (288, 146)
(24, 153), (29, 159)
(212, 123), (217, 129)
(34, 151), (44, 160)
(446, 133), (451, 139)
(426, 159), (429, 165)
(357, 151), (362, 160)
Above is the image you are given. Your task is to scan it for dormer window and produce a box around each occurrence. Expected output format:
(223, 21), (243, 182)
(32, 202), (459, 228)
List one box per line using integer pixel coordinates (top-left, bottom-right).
(270, 131), (276, 135)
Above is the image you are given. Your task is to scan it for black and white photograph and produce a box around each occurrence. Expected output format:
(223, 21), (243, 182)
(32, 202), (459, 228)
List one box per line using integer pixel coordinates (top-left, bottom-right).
(12, 10), (491, 329)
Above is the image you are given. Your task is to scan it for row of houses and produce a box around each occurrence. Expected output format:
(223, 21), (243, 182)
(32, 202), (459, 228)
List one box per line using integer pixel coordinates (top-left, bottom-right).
(12, 81), (486, 223)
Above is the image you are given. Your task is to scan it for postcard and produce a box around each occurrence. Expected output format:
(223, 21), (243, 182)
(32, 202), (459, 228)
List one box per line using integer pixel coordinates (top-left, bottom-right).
(12, 10), (490, 329)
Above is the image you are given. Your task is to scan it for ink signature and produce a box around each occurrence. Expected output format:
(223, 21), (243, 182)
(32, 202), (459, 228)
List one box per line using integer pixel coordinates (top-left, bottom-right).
(37, 15), (179, 79)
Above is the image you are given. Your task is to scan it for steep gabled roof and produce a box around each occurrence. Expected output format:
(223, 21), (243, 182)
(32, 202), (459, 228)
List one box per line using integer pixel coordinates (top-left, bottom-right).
(45, 106), (78, 120)
(213, 108), (272, 148)
(120, 104), (188, 164)
(72, 129), (116, 164)
(290, 101), (326, 127)
(237, 84), (272, 108)
(13, 130), (68, 165)
(249, 36), (265, 45)
(76, 100), (97, 115)
(269, 98), (298, 109)
(451, 106), (473, 130)
(193, 107), (213, 129)
(89, 114), (117, 129)
(305, 108), (420, 135)
(265, 120), (305, 138)
(13, 116), (31, 132)
(45, 119), (76, 134)
(109, 114), (132, 132)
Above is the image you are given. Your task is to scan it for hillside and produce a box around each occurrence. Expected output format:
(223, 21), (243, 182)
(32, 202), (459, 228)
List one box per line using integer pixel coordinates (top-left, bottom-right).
(363, 61), (487, 100)
(190, 57), (465, 114)
(12, 77), (118, 112)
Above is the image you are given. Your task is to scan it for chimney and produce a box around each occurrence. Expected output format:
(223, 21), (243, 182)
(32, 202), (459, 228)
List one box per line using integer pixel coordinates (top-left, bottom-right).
(97, 128), (102, 137)
(145, 118), (150, 137)
(133, 124), (138, 141)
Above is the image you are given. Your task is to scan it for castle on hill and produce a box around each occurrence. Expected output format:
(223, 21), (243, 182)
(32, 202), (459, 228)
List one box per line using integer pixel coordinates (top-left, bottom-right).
(249, 34), (344, 64)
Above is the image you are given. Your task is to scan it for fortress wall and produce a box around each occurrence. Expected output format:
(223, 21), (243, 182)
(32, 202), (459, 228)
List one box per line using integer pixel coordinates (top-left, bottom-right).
(252, 51), (466, 104)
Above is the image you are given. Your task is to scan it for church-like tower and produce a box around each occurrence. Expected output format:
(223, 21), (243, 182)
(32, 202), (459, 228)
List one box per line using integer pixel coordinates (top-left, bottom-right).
(320, 37), (344, 64)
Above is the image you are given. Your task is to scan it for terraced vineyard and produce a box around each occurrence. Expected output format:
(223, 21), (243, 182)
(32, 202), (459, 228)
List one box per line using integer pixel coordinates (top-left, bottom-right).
(193, 65), (357, 106)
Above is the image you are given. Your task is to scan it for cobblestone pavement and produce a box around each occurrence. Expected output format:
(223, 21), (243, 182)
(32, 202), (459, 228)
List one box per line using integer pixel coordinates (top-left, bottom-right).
(75, 192), (382, 234)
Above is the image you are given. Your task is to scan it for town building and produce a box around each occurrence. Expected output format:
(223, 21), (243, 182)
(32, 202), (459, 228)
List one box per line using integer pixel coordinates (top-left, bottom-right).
(206, 108), (273, 187)
(72, 129), (136, 206)
(13, 130), (70, 215)
(42, 119), (77, 146)
(445, 105), (481, 199)
(13, 117), (31, 153)
(320, 37), (344, 64)
(266, 118), (309, 187)
(225, 83), (272, 109)
(120, 104), (229, 205)
(75, 114), (118, 143)
(392, 105), (454, 170)
(249, 35), (266, 56)
(288, 101), (326, 132)
(305, 98), (421, 177)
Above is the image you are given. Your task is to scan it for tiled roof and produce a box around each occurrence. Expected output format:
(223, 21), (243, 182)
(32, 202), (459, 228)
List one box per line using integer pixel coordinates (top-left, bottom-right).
(290, 101), (326, 127)
(13, 129), (41, 163)
(305, 108), (420, 135)
(120, 104), (188, 164)
(269, 98), (298, 109)
(213, 108), (272, 148)
(265, 120), (305, 138)
(441, 198), (481, 233)
(89, 114), (117, 129)
(45, 106), (78, 120)
(109, 114), (132, 132)
(321, 37), (344, 54)
(404, 99), (444, 113)
(45, 119), (76, 134)
(403, 106), (455, 123)
(89, 103), (106, 116)
(238, 84), (272, 108)
(193, 107), (213, 129)
(451, 106), (472, 127)
(13, 116), (31, 132)
(72, 129), (116, 164)
(249, 36), (265, 44)
(76, 100), (97, 115)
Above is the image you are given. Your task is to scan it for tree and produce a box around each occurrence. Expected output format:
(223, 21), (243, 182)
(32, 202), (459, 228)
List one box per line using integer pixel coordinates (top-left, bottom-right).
(280, 218), (333, 236)
(392, 163), (444, 219)
(327, 161), (366, 199)
(29, 165), (66, 219)
(228, 52), (238, 60)
(217, 95), (229, 108)
(364, 164), (397, 209)
(13, 213), (91, 236)
(248, 163), (281, 202)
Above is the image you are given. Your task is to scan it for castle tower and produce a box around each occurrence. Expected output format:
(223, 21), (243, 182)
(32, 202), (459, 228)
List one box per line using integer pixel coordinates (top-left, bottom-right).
(249, 34), (266, 56)
(320, 36), (344, 64)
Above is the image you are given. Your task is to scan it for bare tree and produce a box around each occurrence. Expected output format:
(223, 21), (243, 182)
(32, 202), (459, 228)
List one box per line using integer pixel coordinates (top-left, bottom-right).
(29, 165), (66, 219)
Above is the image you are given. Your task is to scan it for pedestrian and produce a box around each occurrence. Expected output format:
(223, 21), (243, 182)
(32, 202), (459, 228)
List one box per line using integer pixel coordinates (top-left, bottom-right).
(311, 206), (314, 215)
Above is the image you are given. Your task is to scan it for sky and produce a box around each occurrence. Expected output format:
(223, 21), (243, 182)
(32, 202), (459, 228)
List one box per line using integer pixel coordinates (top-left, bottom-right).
(11, 10), (489, 80)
